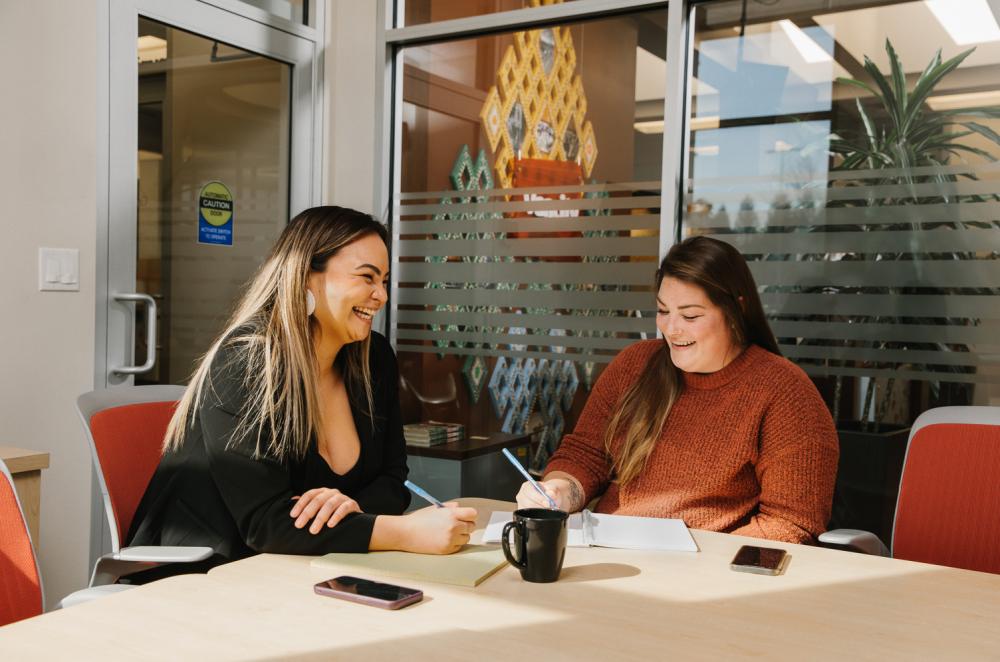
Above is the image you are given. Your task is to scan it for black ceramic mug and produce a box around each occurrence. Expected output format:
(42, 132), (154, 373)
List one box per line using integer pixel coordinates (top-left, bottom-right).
(501, 508), (568, 583)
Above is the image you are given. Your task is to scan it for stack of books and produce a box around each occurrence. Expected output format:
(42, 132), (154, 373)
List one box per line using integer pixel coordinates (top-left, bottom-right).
(403, 421), (465, 446)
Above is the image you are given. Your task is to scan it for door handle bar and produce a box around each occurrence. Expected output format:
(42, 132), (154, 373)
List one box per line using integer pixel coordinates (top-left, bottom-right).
(111, 293), (157, 375)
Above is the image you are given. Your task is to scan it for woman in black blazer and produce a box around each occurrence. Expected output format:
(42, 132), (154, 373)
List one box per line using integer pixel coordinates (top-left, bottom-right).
(128, 206), (476, 576)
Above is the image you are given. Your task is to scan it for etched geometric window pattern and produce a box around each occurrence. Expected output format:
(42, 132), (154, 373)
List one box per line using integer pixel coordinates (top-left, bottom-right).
(395, 9), (664, 471)
(397, 171), (660, 469)
(423, 144), (513, 404)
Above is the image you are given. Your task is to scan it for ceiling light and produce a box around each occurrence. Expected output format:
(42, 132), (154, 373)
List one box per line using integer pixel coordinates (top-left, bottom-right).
(691, 145), (720, 156)
(634, 120), (664, 134)
(925, 0), (1000, 45)
(777, 20), (832, 63)
(927, 89), (1000, 110)
(137, 35), (167, 63)
(691, 115), (720, 131)
(634, 115), (721, 134)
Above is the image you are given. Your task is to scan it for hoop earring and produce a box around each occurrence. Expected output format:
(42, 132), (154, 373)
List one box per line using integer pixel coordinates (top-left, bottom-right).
(305, 290), (316, 316)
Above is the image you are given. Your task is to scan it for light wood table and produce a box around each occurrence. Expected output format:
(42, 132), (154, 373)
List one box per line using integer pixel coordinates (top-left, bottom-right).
(0, 446), (50, 546)
(0, 498), (998, 660)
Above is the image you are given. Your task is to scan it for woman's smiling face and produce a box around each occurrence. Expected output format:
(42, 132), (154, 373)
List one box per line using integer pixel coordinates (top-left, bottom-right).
(308, 233), (389, 346)
(656, 276), (740, 374)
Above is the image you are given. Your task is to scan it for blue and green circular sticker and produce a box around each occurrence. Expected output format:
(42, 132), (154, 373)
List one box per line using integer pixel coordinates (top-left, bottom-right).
(198, 181), (234, 246)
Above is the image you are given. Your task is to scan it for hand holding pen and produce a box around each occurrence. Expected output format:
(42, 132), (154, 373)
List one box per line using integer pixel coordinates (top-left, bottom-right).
(399, 480), (477, 554)
(404, 480), (445, 508)
(501, 448), (568, 511)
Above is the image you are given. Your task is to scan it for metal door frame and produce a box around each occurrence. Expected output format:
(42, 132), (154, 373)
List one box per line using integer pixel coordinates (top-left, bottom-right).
(93, 0), (324, 566)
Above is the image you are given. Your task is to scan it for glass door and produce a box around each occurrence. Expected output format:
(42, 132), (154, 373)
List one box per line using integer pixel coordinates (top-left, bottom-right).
(103, 0), (318, 388)
(94, 0), (319, 564)
(133, 17), (292, 385)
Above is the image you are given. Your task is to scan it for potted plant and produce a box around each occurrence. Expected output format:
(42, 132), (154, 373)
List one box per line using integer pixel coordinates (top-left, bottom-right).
(821, 40), (1000, 543)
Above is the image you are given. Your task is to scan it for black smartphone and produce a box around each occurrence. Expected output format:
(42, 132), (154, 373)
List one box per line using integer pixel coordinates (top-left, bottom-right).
(314, 576), (423, 610)
(730, 545), (789, 576)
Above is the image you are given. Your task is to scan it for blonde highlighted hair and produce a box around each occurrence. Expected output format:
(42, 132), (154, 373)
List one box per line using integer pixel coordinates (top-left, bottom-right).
(604, 236), (780, 486)
(164, 206), (388, 461)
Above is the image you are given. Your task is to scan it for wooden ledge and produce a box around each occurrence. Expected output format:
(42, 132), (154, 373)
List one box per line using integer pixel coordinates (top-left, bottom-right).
(0, 446), (51, 473)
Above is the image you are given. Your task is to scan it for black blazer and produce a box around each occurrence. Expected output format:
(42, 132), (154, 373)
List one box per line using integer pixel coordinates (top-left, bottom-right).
(127, 331), (410, 570)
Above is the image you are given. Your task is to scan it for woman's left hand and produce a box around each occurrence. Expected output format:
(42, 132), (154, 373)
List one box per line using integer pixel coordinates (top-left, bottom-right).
(290, 488), (362, 534)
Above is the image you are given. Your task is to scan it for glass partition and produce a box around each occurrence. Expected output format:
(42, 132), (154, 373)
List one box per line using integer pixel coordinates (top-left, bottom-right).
(394, 9), (668, 471)
(685, 0), (1000, 541)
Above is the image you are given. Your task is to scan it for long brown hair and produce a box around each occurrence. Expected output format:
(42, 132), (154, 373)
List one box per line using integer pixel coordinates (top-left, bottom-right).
(604, 236), (779, 486)
(164, 206), (389, 461)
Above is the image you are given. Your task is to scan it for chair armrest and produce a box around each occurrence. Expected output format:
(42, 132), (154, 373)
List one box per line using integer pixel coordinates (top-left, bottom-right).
(115, 545), (214, 563)
(58, 584), (136, 609)
(818, 529), (889, 556)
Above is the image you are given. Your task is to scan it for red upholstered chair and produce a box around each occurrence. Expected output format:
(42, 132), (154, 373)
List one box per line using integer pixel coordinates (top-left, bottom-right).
(820, 406), (1000, 574)
(76, 386), (212, 587)
(0, 460), (131, 621)
(0, 459), (43, 625)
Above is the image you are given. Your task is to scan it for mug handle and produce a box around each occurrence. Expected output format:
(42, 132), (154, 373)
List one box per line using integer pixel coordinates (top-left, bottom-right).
(501, 520), (526, 570)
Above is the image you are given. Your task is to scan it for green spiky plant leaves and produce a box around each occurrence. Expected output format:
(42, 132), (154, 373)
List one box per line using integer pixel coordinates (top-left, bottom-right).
(831, 40), (1000, 183)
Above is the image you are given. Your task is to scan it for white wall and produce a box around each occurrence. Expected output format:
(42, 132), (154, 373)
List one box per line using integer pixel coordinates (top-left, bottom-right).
(324, 0), (379, 214)
(0, 0), (98, 606)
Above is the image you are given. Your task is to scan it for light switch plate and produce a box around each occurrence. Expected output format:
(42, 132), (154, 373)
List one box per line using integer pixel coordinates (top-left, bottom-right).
(38, 247), (80, 291)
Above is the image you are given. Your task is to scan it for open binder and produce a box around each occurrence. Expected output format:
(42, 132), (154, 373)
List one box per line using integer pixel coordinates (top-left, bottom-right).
(483, 510), (699, 552)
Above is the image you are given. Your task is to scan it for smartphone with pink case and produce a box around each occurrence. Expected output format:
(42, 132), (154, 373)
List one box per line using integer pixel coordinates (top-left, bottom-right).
(314, 576), (423, 610)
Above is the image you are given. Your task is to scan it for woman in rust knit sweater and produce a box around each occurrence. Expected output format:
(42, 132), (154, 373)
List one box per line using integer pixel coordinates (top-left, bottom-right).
(516, 236), (838, 544)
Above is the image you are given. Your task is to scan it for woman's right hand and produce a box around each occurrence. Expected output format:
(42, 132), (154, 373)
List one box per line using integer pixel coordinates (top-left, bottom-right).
(515, 477), (576, 511)
(373, 503), (478, 554)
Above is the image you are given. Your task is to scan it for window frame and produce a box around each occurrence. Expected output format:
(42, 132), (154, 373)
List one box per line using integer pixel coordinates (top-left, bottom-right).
(375, 0), (690, 345)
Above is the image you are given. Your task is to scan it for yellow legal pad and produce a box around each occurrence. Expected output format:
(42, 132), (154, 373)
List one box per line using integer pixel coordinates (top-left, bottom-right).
(310, 545), (508, 588)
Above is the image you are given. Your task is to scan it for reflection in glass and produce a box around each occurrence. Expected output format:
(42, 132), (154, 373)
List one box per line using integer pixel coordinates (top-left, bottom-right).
(135, 18), (290, 385)
(687, 0), (1000, 395)
(686, 0), (1000, 543)
(395, 11), (667, 470)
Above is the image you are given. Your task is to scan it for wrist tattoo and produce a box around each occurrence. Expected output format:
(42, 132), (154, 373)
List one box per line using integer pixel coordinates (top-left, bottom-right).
(566, 480), (584, 511)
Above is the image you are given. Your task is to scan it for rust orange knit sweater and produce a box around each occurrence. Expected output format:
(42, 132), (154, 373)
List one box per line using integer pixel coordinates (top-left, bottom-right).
(545, 341), (839, 544)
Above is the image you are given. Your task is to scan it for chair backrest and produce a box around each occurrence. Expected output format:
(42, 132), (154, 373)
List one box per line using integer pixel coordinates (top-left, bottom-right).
(76, 385), (185, 552)
(891, 406), (1000, 574)
(0, 459), (43, 625)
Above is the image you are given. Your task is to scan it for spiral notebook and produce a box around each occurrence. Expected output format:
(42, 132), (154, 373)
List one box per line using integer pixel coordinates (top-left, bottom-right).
(482, 510), (698, 552)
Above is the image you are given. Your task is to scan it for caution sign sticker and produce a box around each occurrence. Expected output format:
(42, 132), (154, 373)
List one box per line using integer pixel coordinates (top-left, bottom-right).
(198, 181), (234, 246)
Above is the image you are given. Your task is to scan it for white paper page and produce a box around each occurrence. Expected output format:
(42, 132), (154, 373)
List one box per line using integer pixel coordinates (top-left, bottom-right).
(587, 512), (698, 552)
(481, 511), (512, 543)
(566, 512), (588, 547)
(481, 511), (589, 547)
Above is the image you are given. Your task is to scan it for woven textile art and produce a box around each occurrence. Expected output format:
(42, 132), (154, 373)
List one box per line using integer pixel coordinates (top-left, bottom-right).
(479, 21), (597, 189)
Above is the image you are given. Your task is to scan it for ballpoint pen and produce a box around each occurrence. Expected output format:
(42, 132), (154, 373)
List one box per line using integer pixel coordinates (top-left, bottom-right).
(501, 447), (559, 509)
(404, 479), (444, 508)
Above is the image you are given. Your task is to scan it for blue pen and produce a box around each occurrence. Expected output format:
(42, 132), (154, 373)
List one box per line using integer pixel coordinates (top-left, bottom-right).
(501, 447), (558, 509)
(404, 480), (444, 508)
